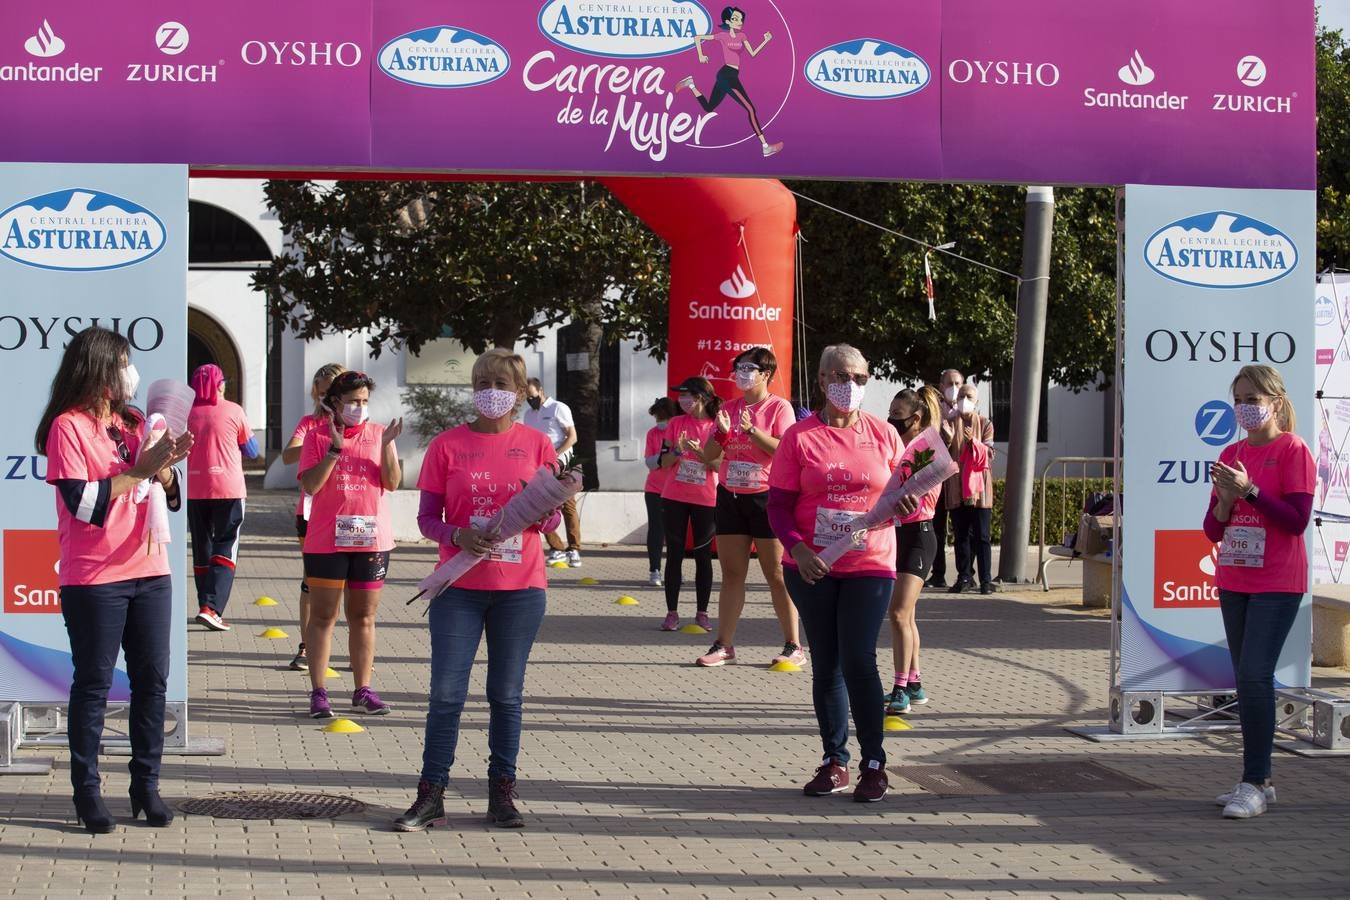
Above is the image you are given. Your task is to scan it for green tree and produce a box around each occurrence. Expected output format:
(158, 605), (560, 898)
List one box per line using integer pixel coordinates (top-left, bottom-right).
(1318, 23), (1350, 270)
(252, 180), (670, 488)
(790, 182), (1116, 395)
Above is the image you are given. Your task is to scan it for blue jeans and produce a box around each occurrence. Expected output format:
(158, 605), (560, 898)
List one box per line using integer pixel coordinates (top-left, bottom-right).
(1217, 589), (1303, 783)
(421, 586), (546, 783)
(60, 575), (173, 796)
(784, 569), (893, 767)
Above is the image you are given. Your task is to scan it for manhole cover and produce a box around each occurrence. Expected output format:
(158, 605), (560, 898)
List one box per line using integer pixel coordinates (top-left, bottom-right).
(893, 760), (1153, 797)
(179, 790), (367, 820)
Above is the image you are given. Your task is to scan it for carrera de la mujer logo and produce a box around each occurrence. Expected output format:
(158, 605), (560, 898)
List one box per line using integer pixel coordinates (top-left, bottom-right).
(1144, 211), (1297, 289)
(0, 189), (167, 271)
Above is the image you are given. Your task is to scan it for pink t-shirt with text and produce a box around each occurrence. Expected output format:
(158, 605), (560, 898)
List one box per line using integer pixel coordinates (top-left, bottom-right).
(769, 412), (904, 577)
(660, 414), (720, 507)
(715, 395), (796, 495)
(713, 30), (744, 67)
(290, 413), (326, 517)
(643, 425), (671, 495)
(186, 399), (252, 500)
(300, 422), (395, 554)
(46, 409), (170, 585)
(417, 423), (558, 592)
(1212, 432), (1315, 594)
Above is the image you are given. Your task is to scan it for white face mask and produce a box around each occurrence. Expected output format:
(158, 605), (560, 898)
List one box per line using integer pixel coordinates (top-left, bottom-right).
(341, 402), (369, 427)
(958, 397), (976, 415)
(826, 381), (866, 413)
(120, 363), (140, 401)
(734, 370), (757, 391)
(474, 388), (517, 420)
(678, 395), (696, 414)
(943, 384), (960, 403)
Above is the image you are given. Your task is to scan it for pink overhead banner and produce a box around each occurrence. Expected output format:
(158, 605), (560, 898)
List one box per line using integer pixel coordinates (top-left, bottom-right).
(0, 1), (1315, 188)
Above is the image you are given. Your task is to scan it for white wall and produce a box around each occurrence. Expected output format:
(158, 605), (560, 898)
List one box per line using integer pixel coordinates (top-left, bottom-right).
(188, 270), (267, 435)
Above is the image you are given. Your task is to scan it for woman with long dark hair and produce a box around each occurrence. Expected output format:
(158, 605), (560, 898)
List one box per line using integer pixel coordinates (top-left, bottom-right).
(676, 6), (783, 158)
(657, 376), (722, 631)
(642, 397), (676, 585)
(36, 326), (193, 833)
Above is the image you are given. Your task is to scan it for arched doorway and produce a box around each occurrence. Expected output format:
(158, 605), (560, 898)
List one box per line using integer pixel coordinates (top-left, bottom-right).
(187, 307), (243, 405)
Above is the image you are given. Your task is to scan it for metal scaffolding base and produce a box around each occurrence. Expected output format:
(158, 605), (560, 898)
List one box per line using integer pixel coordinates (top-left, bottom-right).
(1, 701), (225, 775)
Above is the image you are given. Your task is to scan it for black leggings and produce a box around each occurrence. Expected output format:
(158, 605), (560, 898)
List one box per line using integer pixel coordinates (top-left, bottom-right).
(644, 490), (665, 572)
(662, 499), (716, 612)
(697, 65), (766, 142)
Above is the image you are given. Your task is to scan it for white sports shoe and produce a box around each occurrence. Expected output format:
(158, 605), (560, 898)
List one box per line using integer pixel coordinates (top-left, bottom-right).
(545, 549), (567, 564)
(1221, 781), (1269, 819)
(648, 570), (663, 586)
(1216, 782), (1275, 807)
(566, 550), (582, 568)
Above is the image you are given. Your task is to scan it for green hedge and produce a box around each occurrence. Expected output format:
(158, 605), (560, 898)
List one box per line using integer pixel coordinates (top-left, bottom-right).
(979, 477), (1114, 545)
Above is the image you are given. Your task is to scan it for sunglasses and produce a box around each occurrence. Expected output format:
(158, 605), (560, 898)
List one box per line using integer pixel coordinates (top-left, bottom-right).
(734, 363), (762, 374)
(106, 426), (131, 464)
(828, 371), (870, 386)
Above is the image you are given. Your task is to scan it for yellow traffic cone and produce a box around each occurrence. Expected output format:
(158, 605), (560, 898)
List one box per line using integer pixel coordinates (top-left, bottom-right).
(548, 561), (569, 568)
(615, 595), (639, 606)
(678, 623), (709, 634)
(768, 660), (802, 673)
(259, 627), (289, 639)
(883, 715), (912, 731)
(578, 577), (600, 586)
(322, 718), (365, 734)
(253, 596), (278, 607)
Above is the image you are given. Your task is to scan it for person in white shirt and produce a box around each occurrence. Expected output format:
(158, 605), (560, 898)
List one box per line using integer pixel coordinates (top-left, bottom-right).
(523, 378), (582, 566)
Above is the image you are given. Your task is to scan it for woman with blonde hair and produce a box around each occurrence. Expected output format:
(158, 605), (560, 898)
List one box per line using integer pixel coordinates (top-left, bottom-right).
(1204, 364), (1314, 819)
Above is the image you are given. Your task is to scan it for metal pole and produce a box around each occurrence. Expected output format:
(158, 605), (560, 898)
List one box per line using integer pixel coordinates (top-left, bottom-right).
(997, 186), (1055, 583)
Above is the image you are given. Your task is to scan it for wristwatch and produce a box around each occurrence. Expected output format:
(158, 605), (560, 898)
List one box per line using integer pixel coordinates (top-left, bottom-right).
(327, 444), (343, 458)
(1245, 484), (1260, 503)
(746, 425), (757, 436)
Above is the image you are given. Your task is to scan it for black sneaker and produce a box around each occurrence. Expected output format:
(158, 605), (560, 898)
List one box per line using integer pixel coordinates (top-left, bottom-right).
(979, 582), (995, 595)
(947, 580), (973, 595)
(393, 780), (447, 832)
(487, 775), (525, 828)
(924, 574), (946, 589)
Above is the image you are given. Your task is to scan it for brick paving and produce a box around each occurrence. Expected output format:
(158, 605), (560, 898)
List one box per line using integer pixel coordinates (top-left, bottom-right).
(3, 480), (1350, 897)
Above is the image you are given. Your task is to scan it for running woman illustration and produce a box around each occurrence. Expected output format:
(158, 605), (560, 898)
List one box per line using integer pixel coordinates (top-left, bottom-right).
(676, 6), (783, 158)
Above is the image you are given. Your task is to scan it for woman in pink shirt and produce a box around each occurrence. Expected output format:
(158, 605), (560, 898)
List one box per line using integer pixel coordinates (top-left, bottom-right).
(395, 350), (559, 832)
(281, 363), (346, 671)
(36, 327), (193, 833)
(696, 347), (802, 668)
(767, 344), (916, 803)
(642, 397), (676, 586)
(1203, 365), (1315, 820)
(675, 6), (783, 158)
(944, 383), (995, 594)
(883, 386), (944, 716)
(656, 376), (722, 632)
(298, 371), (402, 720)
(185, 364), (259, 632)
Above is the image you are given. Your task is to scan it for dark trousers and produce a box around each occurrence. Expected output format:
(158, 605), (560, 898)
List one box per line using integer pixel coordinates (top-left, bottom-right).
(662, 499), (715, 612)
(930, 503), (949, 579)
(1217, 589), (1303, 783)
(187, 497), (244, 614)
(60, 575), (173, 796)
(696, 65), (766, 141)
(951, 505), (992, 585)
(783, 569), (892, 767)
(644, 491), (665, 573)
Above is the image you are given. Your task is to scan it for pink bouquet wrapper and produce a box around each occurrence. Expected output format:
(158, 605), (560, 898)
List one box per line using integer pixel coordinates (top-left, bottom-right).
(415, 465), (583, 600)
(135, 413), (173, 554)
(817, 426), (958, 570)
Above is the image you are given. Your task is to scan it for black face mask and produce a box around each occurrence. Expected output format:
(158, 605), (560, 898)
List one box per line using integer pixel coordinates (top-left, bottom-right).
(888, 416), (913, 434)
(527, 396), (543, 410)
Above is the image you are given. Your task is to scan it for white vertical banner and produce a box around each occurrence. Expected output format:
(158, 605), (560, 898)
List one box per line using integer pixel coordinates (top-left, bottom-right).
(0, 164), (188, 704)
(1121, 185), (1314, 692)
(1313, 273), (1350, 583)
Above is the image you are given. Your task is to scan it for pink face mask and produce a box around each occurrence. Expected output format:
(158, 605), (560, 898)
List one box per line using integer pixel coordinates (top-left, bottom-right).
(826, 381), (866, 413)
(1235, 403), (1273, 431)
(473, 389), (517, 420)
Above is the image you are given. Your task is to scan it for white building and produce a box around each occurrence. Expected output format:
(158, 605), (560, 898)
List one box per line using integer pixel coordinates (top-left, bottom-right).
(188, 178), (1113, 541)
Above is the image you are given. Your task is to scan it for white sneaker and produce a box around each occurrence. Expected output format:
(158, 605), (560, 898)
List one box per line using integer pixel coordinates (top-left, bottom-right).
(566, 550), (582, 568)
(545, 550), (567, 564)
(1216, 782), (1276, 807)
(648, 570), (663, 587)
(1221, 781), (1269, 819)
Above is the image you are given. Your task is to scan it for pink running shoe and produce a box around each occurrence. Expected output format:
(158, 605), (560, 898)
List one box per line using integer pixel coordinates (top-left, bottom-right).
(675, 75), (695, 93)
(660, 612), (679, 631)
(694, 611), (711, 632)
(771, 642), (807, 667)
(695, 642), (735, 667)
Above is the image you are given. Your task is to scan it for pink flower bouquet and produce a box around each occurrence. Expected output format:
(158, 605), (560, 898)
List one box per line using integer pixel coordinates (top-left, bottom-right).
(817, 426), (958, 570)
(412, 463), (584, 602)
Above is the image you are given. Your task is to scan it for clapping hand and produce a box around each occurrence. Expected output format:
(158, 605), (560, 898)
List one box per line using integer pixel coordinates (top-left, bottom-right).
(716, 409), (732, 434)
(1210, 460), (1251, 504)
(383, 417), (403, 446)
(739, 410), (753, 433)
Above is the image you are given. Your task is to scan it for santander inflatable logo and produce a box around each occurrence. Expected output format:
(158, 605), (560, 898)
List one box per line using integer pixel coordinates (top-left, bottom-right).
(720, 266), (756, 299)
(378, 26), (510, 88)
(805, 39), (930, 100)
(0, 189), (167, 272)
(1144, 211), (1297, 289)
(537, 0), (712, 58)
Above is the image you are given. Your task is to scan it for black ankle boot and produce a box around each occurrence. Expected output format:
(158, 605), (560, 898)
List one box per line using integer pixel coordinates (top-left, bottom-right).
(487, 775), (524, 829)
(129, 786), (174, 827)
(73, 793), (115, 834)
(392, 780), (447, 832)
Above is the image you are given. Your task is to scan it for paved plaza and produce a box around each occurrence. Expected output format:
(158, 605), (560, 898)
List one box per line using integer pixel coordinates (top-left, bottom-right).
(3, 481), (1350, 898)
